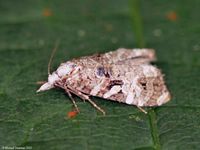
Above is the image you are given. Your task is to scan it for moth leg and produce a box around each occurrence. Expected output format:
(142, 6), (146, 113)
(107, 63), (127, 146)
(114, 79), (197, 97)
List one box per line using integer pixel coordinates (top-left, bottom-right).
(86, 98), (106, 115)
(68, 87), (106, 115)
(65, 89), (80, 113)
(137, 106), (147, 114)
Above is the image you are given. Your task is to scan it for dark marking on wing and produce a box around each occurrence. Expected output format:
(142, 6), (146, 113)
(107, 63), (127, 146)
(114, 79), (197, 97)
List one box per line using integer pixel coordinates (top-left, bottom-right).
(96, 66), (112, 78)
(108, 80), (123, 89)
(97, 66), (105, 77)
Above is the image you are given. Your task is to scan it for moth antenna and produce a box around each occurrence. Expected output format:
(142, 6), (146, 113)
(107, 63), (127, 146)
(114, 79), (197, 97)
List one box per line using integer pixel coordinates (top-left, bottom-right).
(48, 39), (60, 75)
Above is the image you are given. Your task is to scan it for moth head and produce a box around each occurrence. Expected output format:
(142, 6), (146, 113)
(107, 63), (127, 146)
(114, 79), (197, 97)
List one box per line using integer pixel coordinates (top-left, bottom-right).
(37, 62), (77, 92)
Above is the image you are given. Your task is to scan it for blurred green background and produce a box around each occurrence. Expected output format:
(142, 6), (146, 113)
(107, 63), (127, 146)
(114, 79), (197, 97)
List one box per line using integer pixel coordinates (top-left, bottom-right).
(0, 0), (200, 150)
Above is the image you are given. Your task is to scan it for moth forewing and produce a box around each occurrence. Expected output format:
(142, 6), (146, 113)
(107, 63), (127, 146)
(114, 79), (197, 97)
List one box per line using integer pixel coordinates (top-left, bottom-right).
(37, 48), (171, 114)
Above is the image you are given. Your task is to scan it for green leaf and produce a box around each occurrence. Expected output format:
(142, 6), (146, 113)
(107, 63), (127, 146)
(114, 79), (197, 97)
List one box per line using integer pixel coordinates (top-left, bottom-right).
(0, 0), (200, 150)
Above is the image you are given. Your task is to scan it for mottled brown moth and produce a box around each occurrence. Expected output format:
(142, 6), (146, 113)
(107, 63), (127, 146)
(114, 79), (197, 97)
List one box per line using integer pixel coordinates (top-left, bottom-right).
(37, 48), (171, 115)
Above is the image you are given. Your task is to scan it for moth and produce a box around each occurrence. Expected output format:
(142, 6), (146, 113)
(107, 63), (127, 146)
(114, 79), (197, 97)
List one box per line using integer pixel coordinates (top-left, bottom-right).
(37, 48), (171, 115)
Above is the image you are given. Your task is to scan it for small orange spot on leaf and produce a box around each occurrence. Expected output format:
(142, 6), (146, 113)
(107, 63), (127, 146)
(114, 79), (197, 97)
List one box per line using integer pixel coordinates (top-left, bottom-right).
(104, 24), (113, 32)
(67, 110), (78, 118)
(43, 8), (53, 17)
(166, 11), (178, 22)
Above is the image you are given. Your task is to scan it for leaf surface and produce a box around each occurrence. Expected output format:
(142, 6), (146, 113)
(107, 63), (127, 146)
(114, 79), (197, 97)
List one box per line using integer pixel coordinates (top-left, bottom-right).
(0, 0), (199, 150)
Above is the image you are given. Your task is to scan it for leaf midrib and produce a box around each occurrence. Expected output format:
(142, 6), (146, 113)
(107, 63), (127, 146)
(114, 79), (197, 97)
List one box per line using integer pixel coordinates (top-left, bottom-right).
(129, 0), (161, 149)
